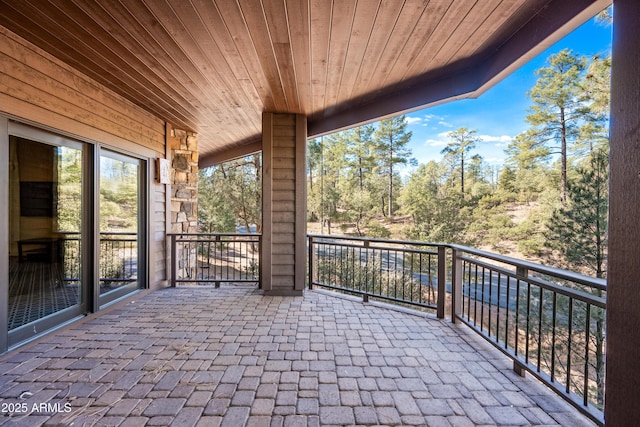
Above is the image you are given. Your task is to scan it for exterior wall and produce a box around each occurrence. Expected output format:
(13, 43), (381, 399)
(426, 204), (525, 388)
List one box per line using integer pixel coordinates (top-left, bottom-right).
(605, 0), (640, 423)
(0, 25), (169, 290)
(261, 113), (306, 296)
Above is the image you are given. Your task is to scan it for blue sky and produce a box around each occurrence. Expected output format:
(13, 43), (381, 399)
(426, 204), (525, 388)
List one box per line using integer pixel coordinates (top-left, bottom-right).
(402, 14), (612, 172)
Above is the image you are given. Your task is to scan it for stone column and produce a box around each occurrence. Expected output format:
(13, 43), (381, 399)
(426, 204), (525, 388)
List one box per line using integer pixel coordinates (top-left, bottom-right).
(168, 127), (198, 233)
(167, 126), (198, 281)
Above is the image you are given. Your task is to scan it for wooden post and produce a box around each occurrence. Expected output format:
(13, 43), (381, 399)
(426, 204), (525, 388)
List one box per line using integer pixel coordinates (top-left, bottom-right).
(606, 0), (640, 423)
(261, 113), (306, 296)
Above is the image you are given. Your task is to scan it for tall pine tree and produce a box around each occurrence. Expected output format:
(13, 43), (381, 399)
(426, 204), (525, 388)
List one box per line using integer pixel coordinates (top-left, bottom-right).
(373, 116), (413, 217)
(526, 49), (588, 204)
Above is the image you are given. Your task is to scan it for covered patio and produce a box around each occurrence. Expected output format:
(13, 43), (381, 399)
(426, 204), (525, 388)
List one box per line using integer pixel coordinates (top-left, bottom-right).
(2, 0), (640, 424)
(0, 286), (595, 426)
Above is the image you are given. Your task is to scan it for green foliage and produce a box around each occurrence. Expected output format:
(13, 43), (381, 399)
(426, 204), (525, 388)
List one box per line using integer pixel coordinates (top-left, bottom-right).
(198, 154), (261, 233)
(374, 116), (413, 217)
(525, 49), (591, 204)
(441, 128), (481, 198)
(99, 156), (138, 232)
(546, 149), (608, 277)
(466, 197), (514, 252)
(56, 146), (83, 232)
(364, 221), (391, 239)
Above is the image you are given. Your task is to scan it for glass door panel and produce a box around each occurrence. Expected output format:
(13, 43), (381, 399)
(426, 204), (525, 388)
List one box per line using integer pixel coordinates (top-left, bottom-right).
(99, 151), (141, 305)
(7, 135), (85, 343)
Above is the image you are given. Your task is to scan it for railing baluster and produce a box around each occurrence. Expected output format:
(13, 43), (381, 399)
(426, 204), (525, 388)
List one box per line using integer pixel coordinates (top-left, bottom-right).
(473, 263), (478, 327)
(537, 287), (543, 372)
(584, 303), (591, 407)
(567, 298), (573, 394)
(526, 282), (531, 364)
(505, 275), (510, 349)
(496, 271), (501, 343)
(515, 278), (520, 355)
(551, 291), (557, 383)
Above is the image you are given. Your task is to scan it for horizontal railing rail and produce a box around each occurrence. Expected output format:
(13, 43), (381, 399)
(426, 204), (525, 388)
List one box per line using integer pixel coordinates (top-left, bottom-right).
(306, 234), (605, 425)
(308, 234), (446, 318)
(169, 233), (261, 286)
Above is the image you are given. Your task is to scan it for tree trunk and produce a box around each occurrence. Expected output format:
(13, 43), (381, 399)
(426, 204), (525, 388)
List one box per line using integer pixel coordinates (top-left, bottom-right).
(460, 154), (465, 199)
(560, 107), (568, 204)
(388, 142), (394, 217)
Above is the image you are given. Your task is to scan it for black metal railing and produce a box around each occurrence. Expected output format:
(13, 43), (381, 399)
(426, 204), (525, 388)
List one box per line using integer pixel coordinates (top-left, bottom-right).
(308, 235), (446, 317)
(59, 232), (138, 285)
(306, 234), (605, 425)
(169, 233), (260, 286)
(99, 232), (138, 286)
(450, 245), (605, 425)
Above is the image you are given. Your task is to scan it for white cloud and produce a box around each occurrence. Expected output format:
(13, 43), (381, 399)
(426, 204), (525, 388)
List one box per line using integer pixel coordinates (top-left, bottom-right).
(438, 121), (454, 128)
(478, 134), (512, 144)
(484, 157), (505, 164)
(405, 116), (423, 125)
(425, 138), (447, 147)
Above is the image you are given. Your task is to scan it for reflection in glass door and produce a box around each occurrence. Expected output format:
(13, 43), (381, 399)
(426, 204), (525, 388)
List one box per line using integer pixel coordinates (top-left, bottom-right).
(7, 135), (85, 344)
(99, 151), (142, 306)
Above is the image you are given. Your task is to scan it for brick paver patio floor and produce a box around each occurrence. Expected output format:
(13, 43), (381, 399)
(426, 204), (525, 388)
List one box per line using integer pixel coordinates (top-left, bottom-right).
(0, 286), (596, 426)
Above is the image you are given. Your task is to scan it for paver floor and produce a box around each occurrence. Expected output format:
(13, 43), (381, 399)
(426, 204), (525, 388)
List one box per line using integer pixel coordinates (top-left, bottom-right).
(0, 286), (596, 426)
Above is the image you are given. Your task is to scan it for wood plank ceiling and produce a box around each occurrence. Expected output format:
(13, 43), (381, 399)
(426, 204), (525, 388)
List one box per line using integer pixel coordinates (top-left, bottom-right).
(0, 0), (609, 166)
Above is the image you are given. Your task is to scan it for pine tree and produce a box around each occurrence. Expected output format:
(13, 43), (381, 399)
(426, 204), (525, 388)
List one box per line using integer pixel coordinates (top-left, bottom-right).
(441, 127), (480, 198)
(373, 116), (413, 217)
(526, 49), (588, 204)
(546, 149), (608, 406)
(547, 149), (608, 278)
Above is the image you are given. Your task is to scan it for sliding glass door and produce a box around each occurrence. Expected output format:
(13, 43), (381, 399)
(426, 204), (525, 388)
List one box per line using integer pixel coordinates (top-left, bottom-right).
(98, 151), (144, 306)
(7, 132), (87, 345)
(3, 122), (147, 349)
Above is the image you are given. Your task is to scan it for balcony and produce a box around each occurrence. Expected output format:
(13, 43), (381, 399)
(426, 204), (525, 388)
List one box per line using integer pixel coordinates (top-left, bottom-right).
(0, 233), (602, 426)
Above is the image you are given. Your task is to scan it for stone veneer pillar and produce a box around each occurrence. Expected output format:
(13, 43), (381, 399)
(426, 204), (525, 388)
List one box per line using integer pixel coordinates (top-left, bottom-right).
(168, 126), (198, 234)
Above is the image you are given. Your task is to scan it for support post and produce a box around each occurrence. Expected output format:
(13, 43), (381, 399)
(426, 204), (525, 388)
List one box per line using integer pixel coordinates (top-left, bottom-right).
(437, 246), (446, 319)
(451, 248), (463, 323)
(170, 234), (176, 287)
(606, 0), (640, 423)
(308, 235), (314, 290)
(261, 113), (306, 296)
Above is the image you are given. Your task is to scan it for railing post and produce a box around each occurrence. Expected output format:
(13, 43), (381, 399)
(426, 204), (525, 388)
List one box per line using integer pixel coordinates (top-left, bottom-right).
(308, 235), (314, 289)
(516, 266), (528, 278)
(437, 246), (446, 319)
(451, 248), (462, 323)
(170, 234), (176, 287)
(258, 234), (263, 290)
(363, 240), (370, 302)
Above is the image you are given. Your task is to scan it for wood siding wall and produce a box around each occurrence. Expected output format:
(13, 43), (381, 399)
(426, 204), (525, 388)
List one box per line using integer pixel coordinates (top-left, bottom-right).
(262, 113), (306, 295)
(0, 25), (169, 290)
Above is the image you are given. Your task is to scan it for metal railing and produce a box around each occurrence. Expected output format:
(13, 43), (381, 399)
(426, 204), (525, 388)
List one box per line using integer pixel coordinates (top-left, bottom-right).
(169, 233), (260, 286)
(59, 232), (138, 285)
(307, 234), (605, 425)
(308, 235), (446, 317)
(451, 245), (605, 425)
